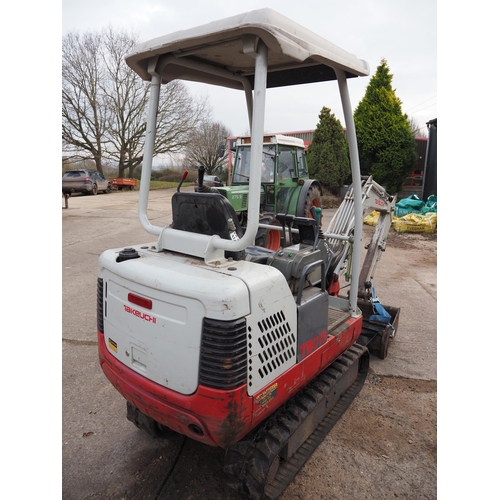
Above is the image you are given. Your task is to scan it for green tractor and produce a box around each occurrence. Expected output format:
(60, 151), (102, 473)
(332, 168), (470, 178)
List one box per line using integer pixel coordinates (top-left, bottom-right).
(214, 134), (322, 250)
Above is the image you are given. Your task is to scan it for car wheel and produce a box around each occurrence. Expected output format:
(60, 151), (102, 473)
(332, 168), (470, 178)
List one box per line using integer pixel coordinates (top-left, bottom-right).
(92, 183), (98, 195)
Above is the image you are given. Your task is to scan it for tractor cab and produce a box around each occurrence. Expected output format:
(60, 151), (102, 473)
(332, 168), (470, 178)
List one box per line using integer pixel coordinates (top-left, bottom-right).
(222, 134), (309, 216)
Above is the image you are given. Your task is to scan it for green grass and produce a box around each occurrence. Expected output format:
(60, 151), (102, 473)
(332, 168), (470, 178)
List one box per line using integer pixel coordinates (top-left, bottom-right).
(148, 180), (179, 190)
(129, 180), (179, 190)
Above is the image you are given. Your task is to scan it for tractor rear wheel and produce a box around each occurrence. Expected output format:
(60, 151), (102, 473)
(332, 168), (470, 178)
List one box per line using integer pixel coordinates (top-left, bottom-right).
(292, 184), (322, 244)
(255, 213), (282, 250)
(301, 184), (322, 218)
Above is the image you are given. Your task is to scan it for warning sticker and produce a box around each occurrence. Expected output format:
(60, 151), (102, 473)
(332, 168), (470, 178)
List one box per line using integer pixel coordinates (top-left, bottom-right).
(108, 338), (118, 353)
(255, 382), (278, 407)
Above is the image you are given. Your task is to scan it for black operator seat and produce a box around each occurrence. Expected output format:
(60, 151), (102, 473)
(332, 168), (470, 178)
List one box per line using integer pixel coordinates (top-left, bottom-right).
(171, 191), (273, 263)
(171, 191), (243, 240)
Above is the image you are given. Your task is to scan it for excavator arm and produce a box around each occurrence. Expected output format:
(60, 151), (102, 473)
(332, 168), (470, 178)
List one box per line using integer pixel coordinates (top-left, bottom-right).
(355, 178), (396, 300)
(321, 176), (399, 360)
(324, 176), (396, 300)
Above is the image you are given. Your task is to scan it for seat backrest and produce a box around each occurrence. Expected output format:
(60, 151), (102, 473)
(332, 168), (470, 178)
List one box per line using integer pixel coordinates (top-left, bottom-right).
(294, 217), (317, 246)
(171, 192), (245, 260)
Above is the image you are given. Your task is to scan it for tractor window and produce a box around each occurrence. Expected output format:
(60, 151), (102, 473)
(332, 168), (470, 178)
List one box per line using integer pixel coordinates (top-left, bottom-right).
(233, 146), (251, 183)
(233, 144), (277, 184)
(261, 145), (276, 183)
(277, 147), (296, 180)
(297, 149), (308, 177)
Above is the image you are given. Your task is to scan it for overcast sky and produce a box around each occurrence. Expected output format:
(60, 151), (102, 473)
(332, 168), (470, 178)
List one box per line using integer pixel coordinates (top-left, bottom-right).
(62, 0), (437, 137)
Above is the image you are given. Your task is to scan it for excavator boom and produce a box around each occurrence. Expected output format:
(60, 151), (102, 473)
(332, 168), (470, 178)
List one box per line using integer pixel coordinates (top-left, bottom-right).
(323, 176), (396, 298)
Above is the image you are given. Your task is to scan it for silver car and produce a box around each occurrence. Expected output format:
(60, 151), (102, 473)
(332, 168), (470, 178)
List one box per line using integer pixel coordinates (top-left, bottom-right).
(62, 169), (112, 196)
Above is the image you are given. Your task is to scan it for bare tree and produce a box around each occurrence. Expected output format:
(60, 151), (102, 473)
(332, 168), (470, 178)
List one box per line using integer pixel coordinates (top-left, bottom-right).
(63, 28), (209, 177)
(408, 117), (427, 138)
(182, 120), (232, 175)
(62, 32), (110, 173)
(100, 28), (146, 178)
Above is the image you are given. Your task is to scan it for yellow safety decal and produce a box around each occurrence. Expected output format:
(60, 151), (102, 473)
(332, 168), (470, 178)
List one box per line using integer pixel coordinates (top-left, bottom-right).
(108, 338), (118, 353)
(255, 382), (278, 407)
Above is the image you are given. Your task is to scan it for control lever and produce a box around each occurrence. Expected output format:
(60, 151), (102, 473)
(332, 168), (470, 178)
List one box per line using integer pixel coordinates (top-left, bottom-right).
(198, 166), (205, 189)
(285, 215), (295, 245)
(310, 206), (322, 250)
(196, 165), (217, 193)
(276, 213), (296, 247)
(275, 213), (287, 248)
(177, 170), (189, 192)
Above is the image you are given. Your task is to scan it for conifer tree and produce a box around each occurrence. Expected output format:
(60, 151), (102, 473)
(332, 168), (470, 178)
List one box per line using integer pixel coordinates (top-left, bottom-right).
(307, 106), (350, 193)
(354, 59), (417, 194)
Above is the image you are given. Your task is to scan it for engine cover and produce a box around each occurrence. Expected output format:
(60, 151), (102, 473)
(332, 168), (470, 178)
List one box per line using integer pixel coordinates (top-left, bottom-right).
(98, 244), (297, 396)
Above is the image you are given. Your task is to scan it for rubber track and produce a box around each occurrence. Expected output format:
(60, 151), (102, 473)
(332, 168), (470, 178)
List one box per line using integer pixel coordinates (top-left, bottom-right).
(224, 343), (369, 500)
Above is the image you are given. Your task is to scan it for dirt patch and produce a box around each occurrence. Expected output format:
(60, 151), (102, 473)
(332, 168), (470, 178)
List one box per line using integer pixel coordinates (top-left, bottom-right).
(284, 374), (437, 500)
(361, 221), (437, 273)
(386, 229), (437, 253)
(321, 194), (343, 209)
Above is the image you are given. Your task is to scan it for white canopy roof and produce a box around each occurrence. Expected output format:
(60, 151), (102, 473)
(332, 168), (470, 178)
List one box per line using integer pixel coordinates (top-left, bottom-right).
(126, 8), (369, 90)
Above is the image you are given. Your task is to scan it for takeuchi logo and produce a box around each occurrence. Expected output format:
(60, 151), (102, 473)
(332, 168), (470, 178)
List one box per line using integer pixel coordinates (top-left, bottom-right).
(123, 305), (157, 324)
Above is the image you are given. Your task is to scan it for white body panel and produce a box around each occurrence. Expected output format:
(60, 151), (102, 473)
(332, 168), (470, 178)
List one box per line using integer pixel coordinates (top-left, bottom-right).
(98, 244), (296, 395)
(233, 257), (298, 396)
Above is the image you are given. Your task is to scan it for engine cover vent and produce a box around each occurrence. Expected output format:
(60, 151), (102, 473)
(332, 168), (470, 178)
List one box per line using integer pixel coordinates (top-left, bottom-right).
(248, 310), (296, 393)
(199, 318), (247, 389)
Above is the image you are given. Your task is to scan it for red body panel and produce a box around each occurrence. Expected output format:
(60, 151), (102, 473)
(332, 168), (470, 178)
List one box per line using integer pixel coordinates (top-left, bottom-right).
(98, 315), (362, 449)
